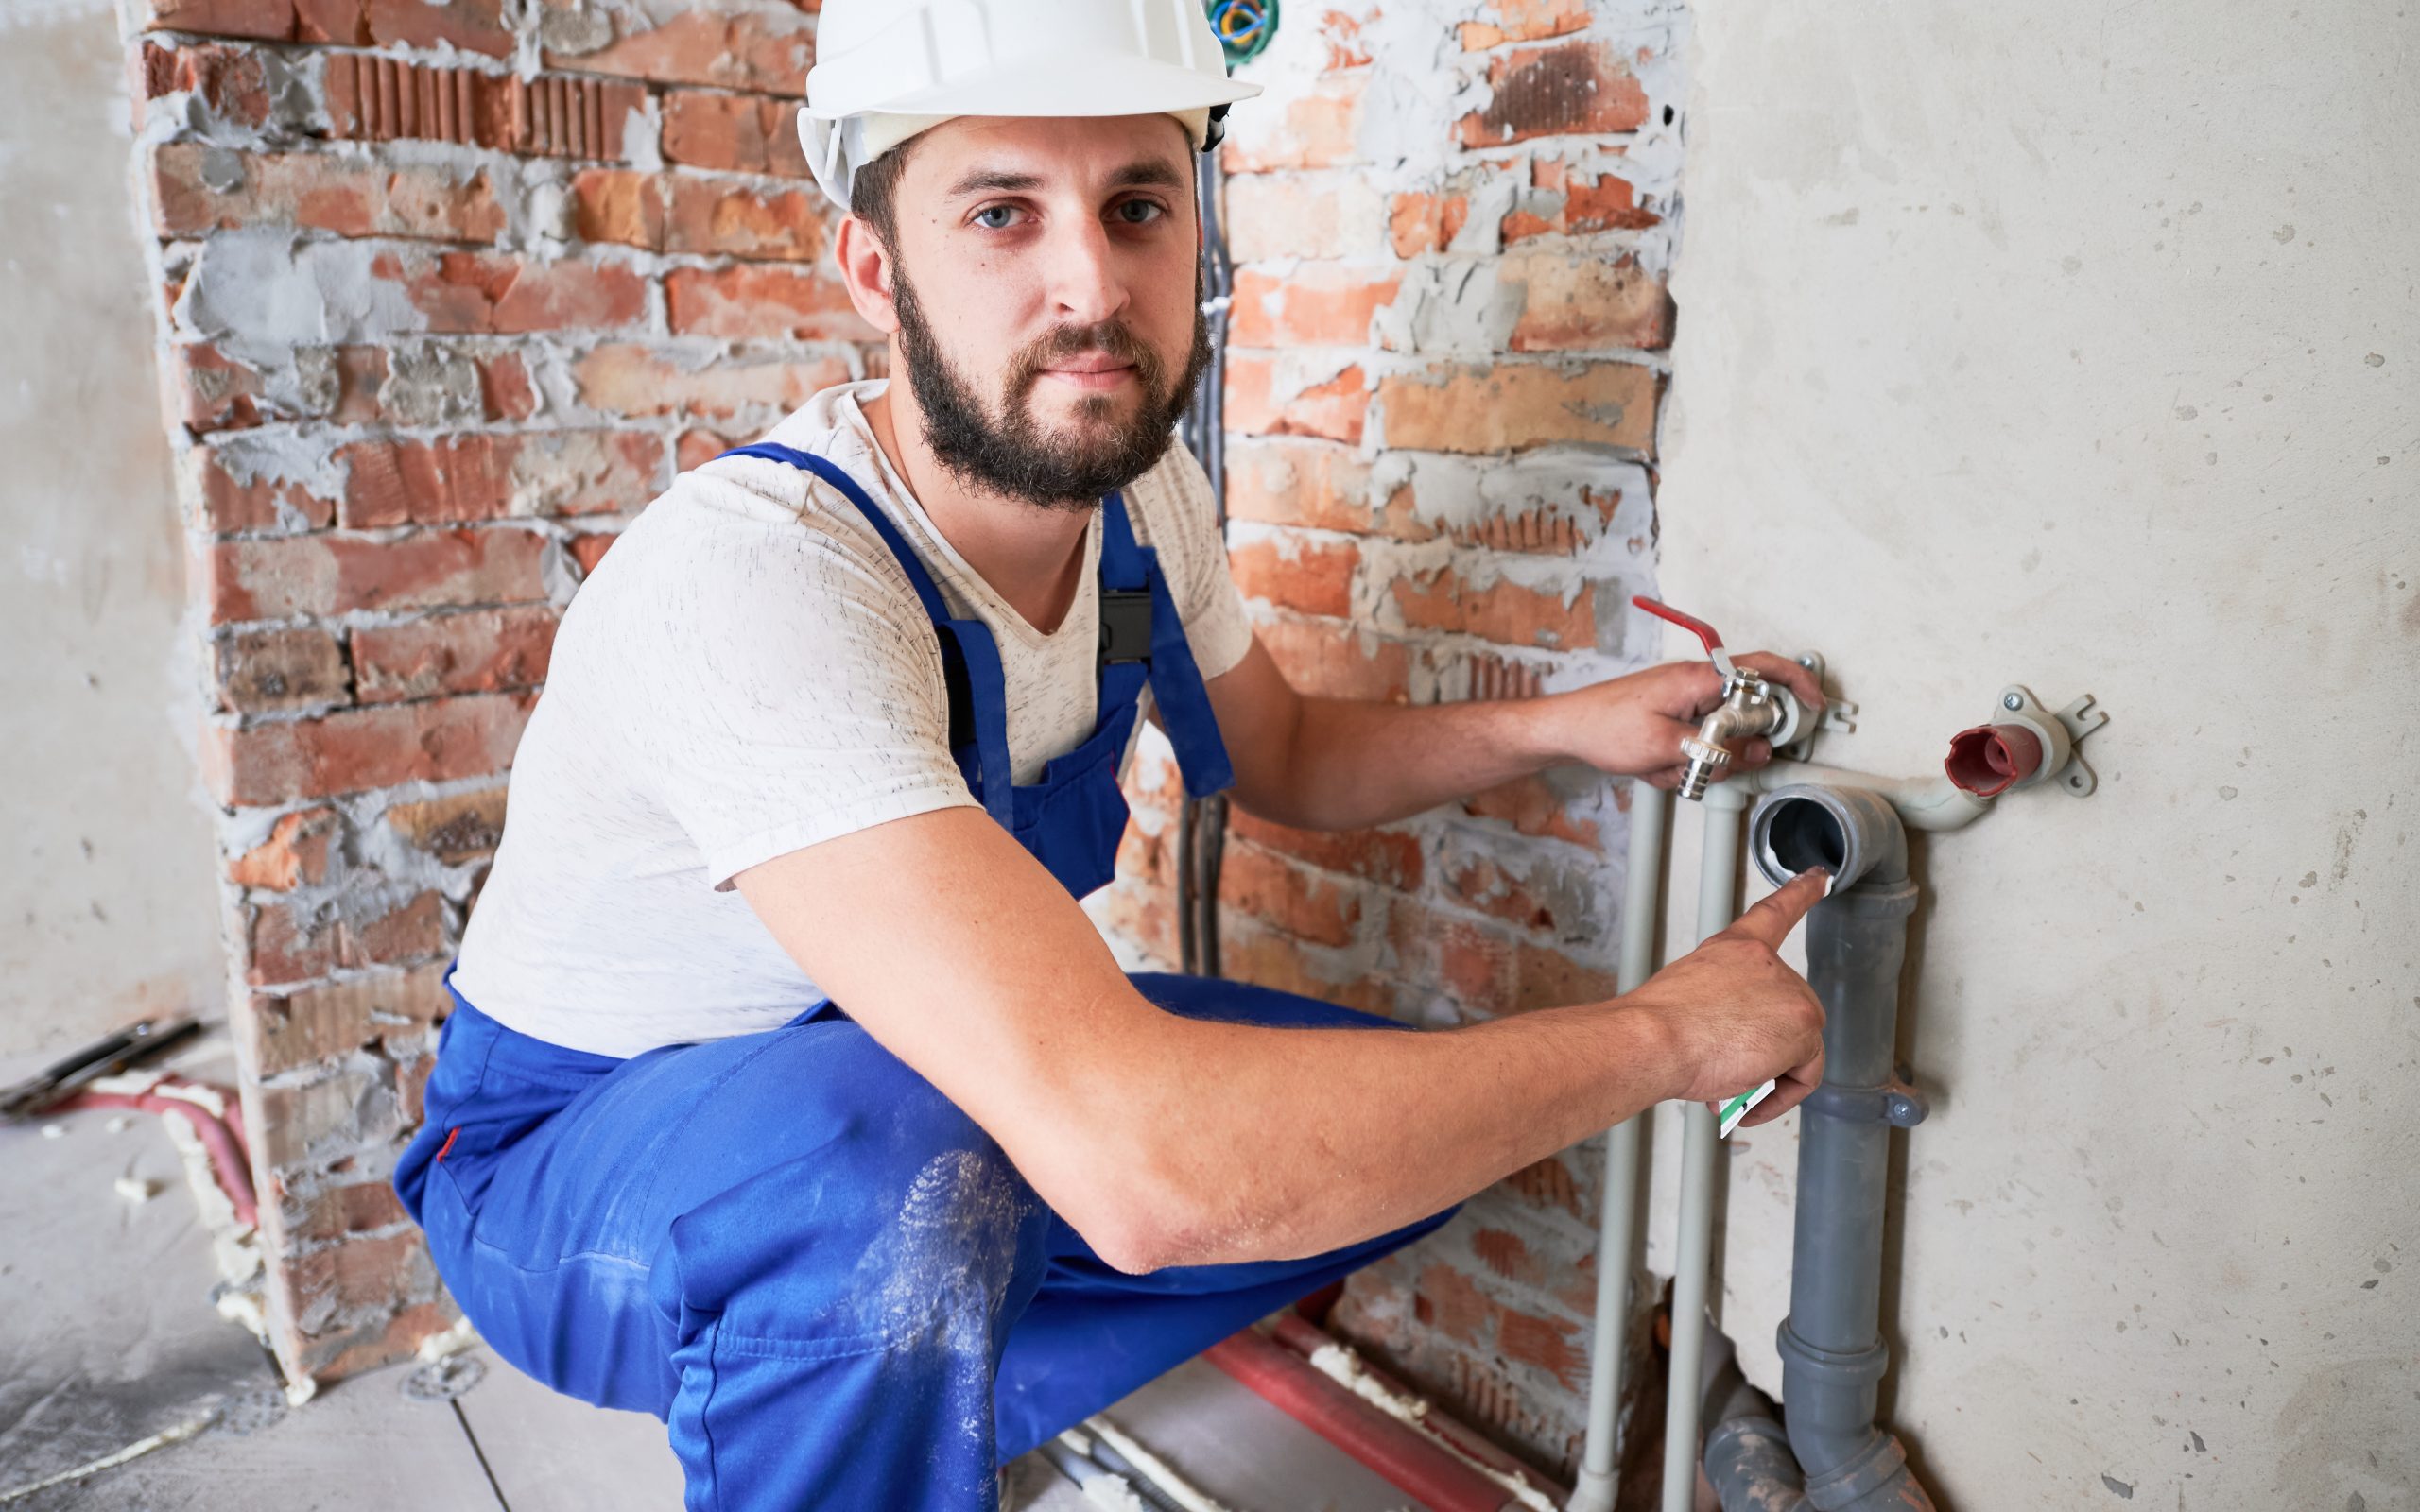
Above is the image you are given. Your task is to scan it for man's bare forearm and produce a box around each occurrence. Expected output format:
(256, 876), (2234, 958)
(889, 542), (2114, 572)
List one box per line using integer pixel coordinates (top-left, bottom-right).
(1051, 995), (1676, 1270)
(1255, 693), (1580, 832)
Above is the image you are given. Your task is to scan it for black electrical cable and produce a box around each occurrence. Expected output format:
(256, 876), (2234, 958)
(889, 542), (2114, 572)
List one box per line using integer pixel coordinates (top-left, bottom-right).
(1177, 139), (1236, 979)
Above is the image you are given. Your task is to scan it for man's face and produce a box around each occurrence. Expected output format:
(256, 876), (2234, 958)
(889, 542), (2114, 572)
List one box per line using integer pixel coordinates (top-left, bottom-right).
(874, 115), (1210, 509)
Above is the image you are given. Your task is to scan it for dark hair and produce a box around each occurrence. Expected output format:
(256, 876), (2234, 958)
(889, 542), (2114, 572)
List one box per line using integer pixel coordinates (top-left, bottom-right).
(849, 138), (917, 250)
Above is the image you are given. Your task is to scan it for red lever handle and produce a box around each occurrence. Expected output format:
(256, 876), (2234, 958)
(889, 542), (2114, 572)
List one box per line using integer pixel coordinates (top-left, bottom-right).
(1633, 596), (1725, 656)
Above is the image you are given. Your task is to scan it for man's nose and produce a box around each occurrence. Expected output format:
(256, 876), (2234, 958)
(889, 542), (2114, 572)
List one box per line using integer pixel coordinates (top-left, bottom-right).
(1041, 214), (1132, 329)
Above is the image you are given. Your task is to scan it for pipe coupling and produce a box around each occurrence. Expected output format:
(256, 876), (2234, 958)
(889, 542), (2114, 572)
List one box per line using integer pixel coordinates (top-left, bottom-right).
(1774, 1320), (1890, 1393)
(1749, 784), (1909, 891)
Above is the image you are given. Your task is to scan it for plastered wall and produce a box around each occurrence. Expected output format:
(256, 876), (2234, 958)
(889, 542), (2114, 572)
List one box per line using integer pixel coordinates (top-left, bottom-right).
(1645, 0), (2417, 1505)
(0, 0), (222, 1062)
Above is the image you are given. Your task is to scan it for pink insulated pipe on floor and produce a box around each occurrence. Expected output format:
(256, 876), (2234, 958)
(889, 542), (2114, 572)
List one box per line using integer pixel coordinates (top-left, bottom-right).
(1203, 1327), (1521, 1512)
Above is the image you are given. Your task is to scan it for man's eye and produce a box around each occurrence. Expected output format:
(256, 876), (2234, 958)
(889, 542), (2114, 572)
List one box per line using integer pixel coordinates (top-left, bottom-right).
(1115, 200), (1166, 225)
(974, 206), (1020, 230)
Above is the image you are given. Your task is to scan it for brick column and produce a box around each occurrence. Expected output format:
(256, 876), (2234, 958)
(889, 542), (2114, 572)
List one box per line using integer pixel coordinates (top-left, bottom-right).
(1094, 1), (1685, 1476)
(121, 0), (870, 1384)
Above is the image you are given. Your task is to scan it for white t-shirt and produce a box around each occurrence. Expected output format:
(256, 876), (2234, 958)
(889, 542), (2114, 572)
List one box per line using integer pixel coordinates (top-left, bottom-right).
(449, 382), (1253, 1057)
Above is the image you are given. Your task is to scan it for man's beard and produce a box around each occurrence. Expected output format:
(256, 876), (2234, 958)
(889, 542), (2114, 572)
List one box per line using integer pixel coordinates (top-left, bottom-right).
(890, 261), (1212, 511)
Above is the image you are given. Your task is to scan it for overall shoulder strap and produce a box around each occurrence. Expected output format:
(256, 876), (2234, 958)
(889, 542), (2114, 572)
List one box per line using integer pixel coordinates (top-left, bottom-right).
(1096, 492), (1236, 801)
(716, 442), (1014, 823)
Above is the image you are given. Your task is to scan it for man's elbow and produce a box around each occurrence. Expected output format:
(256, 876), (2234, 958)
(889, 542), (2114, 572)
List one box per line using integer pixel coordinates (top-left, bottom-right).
(1046, 1140), (1240, 1275)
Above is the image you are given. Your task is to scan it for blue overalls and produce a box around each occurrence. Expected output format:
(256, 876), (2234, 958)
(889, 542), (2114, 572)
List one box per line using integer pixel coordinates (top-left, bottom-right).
(394, 443), (1454, 1511)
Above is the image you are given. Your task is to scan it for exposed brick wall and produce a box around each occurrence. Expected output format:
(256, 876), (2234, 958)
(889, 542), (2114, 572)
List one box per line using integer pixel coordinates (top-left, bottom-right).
(1091, 0), (1685, 1477)
(119, 0), (860, 1383)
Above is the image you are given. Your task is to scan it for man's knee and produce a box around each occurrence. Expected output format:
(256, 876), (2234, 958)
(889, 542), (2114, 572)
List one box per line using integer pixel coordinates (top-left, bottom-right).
(654, 1079), (1045, 1353)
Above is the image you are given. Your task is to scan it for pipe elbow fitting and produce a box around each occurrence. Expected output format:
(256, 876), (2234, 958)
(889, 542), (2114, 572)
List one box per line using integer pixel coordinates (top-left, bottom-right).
(1749, 784), (1909, 890)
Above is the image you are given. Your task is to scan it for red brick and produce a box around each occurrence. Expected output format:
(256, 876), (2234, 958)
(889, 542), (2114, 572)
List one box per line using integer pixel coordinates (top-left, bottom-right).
(336, 432), (661, 528)
(136, 41), (271, 128)
(542, 6), (813, 93)
(324, 58), (644, 160)
(216, 626), (351, 713)
(1512, 941), (1620, 1013)
(1377, 361), (1657, 455)
(285, 1231), (440, 1318)
(572, 345), (852, 421)
(662, 89), (811, 177)
(1222, 75), (1365, 173)
(203, 692), (535, 805)
(1497, 1308), (1586, 1389)
(1392, 564), (1594, 650)
(1217, 924), (1392, 1017)
(566, 530), (619, 578)
(353, 606), (559, 702)
(383, 788), (509, 862)
(1414, 1262), (1497, 1345)
(371, 249), (648, 335)
(666, 265), (873, 341)
(1458, 0), (1591, 49)
(1503, 1154), (1585, 1220)
(1504, 166), (1660, 242)
(186, 448), (338, 533)
(1470, 1227), (1543, 1284)
(1225, 357), (1368, 445)
(571, 168), (667, 249)
(1443, 852), (1564, 934)
(1458, 41), (1649, 149)
(365, 0), (510, 57)
(666, 176), (827, 261)
(1230, 266), (1402, 349)
(1317, 7), (1374, 69)
(1227, 537), (1358, 618)
(229, 807), (341, 891)
(133, 0), (304, 42)
(1389, 189), (1472, 258)
(1218, 843), (1361, 948)
(1461, 773), (1600, 848)
(675, 428), (736, 472)
(296, 1299), (456, 1383)
(200, 527), (548, 622)
(247, 889), (445, 986)
(150, 145), (509, 242)
(1503, 253), (1670, 352)
(1227, 810), (1424, 891)
(289, 1180), (412, 1242)
(1226, 438), (1437, 546)
(1390, 899), (1519, 1017)
(1253, 617), (1409, 702)
(1089, 881), (1178, 971)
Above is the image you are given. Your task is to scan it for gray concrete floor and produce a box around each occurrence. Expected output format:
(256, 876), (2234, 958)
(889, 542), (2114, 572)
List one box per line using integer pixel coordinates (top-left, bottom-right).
(0, 1049), (1427, 1511)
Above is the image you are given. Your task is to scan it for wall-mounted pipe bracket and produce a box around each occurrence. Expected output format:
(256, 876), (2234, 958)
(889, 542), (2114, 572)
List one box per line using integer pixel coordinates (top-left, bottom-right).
(1802, 1077), (1929, 1128)
(1780, 651), (1859, 759)
(1949, 684), (2109, 799)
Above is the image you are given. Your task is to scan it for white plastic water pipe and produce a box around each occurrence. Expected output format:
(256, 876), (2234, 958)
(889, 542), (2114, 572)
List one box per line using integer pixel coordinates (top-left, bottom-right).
(1662, 782), (1748, 1512)
(1567, 782), (1669, 1512)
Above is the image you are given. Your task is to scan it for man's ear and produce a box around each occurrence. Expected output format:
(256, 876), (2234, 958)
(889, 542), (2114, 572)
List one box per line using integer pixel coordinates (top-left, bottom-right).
(834, 215), (903, 335)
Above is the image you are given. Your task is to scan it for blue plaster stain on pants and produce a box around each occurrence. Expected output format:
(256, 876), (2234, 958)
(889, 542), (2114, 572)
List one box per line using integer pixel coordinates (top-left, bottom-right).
(396, 971), (1457, 1512)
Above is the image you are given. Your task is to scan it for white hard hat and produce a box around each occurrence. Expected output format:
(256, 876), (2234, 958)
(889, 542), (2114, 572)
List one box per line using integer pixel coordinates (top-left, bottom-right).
(798, 0), (1262, 207)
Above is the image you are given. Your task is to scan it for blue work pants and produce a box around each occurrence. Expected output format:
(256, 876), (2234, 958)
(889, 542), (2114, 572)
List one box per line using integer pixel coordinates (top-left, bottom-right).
(396, 971), (1453, 1511)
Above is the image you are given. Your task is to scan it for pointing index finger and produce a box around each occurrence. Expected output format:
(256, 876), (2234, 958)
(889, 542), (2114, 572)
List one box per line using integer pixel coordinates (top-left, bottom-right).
(1728, 868), (1829, 948)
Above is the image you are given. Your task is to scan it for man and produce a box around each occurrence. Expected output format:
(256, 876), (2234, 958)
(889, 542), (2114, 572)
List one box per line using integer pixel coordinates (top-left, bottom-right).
(394, 2), (1833, 1506)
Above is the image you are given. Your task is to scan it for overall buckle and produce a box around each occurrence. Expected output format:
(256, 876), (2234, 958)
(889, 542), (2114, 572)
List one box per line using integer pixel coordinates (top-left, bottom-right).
(1098, 590), (1154, 665)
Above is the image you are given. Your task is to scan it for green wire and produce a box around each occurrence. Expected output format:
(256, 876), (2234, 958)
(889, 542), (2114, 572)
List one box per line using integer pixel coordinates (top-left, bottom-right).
(1207, 0), (1277, 64)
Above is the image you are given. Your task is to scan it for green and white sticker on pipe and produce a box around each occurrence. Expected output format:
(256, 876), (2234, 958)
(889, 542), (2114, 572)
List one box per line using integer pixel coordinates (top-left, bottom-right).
(1719, 1080), (1775, 1139)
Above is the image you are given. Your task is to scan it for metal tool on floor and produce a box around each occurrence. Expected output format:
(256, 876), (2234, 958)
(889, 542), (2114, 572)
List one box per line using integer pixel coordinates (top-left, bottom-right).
(2, 1015), (203, 1121)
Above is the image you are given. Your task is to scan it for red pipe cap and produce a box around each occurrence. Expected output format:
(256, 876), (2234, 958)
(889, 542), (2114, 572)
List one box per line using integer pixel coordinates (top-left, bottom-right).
(1944, 723), (2046, 798)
